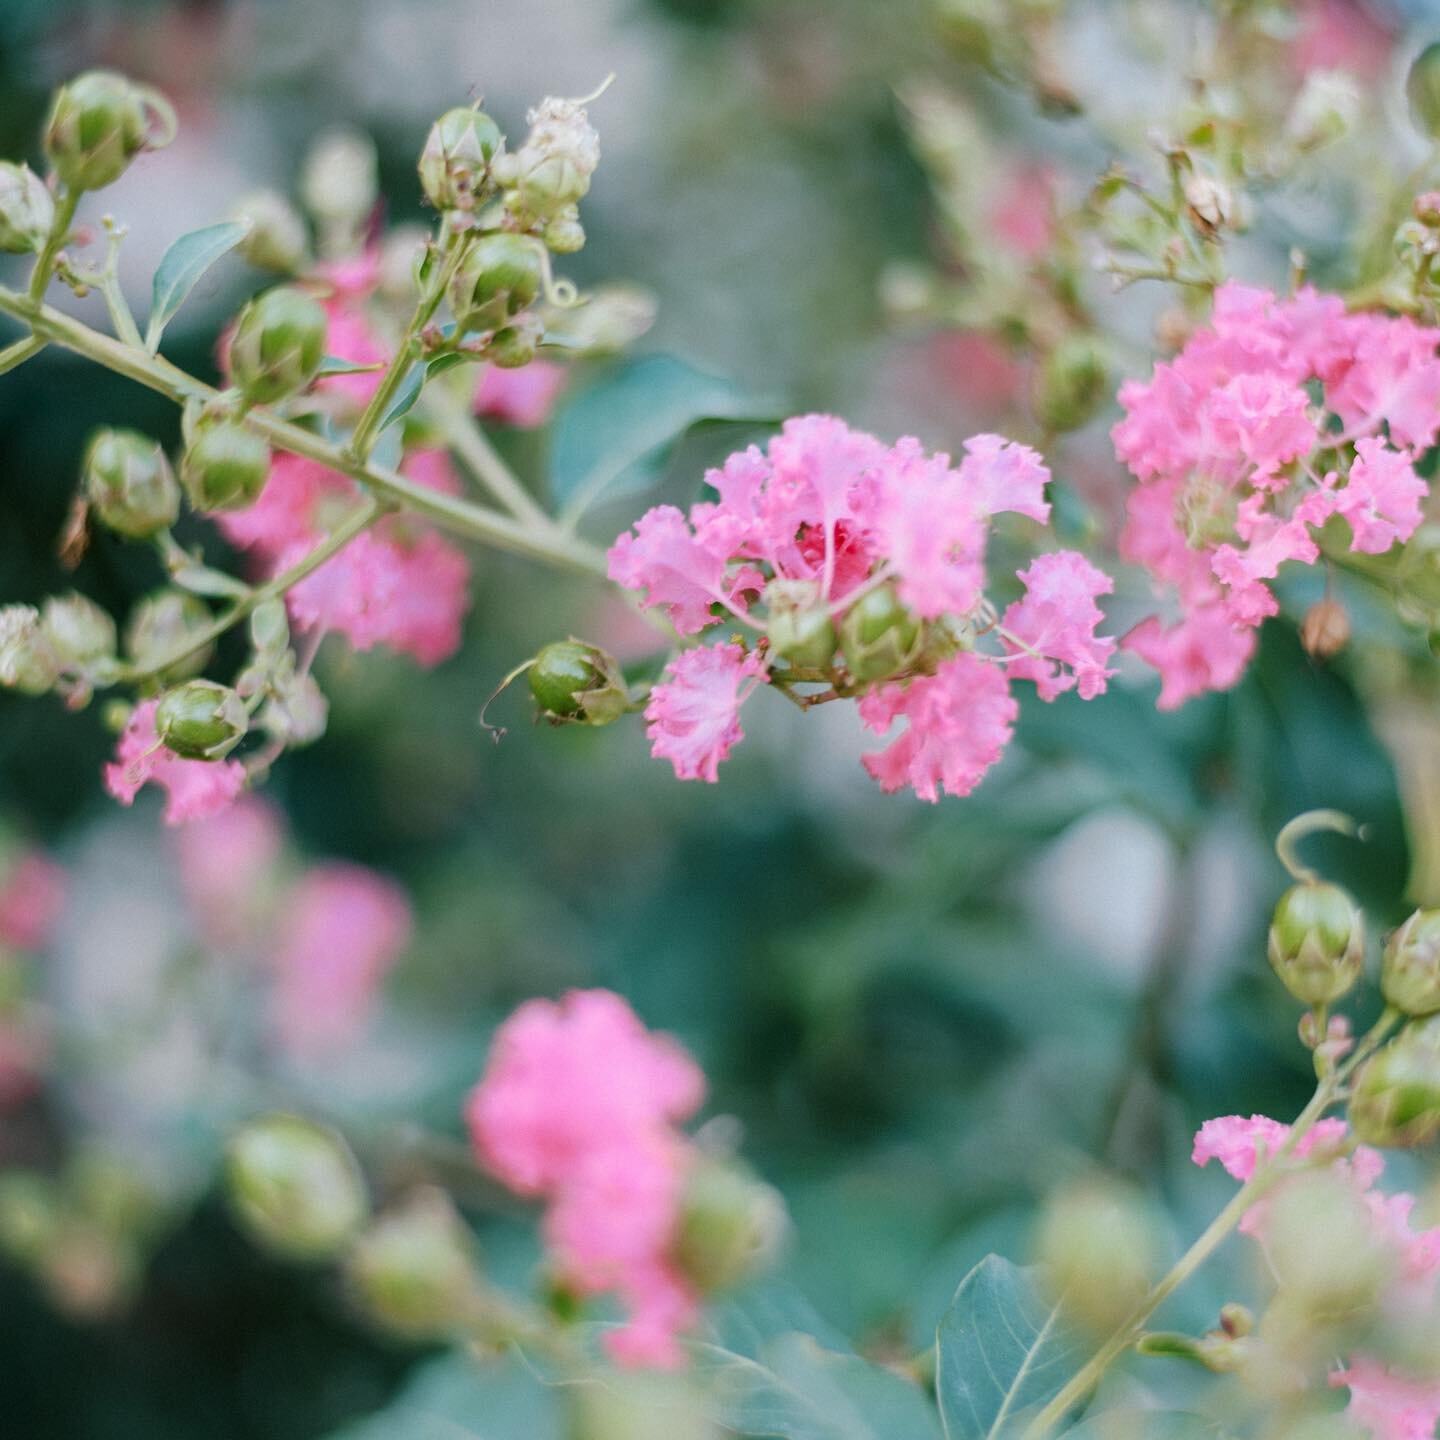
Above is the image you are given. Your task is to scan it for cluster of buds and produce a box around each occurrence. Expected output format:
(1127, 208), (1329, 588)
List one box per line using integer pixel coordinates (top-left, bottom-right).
(0, 594), (118, 706)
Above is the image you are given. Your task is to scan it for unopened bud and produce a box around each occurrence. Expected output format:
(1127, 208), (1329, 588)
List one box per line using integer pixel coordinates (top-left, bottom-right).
(301, 128), (378, 229)
(1410, 43), (1440, 141)
(506, 96), (600, 223)
(250, 599), (290, 656)
(1032, 334), (1108, 433)
(529, 640), (628, 725)
(1184, 173), (1233, 234)
(418, 105), (503, 213)
(230, 191), (309, 274)
(448, 233), (542, 334)
(1417, 191), (1440, 229)
(228, 286), (328, 405)
(41, 592), (116, 669)
(486, 313), (544, 369)
(672, 1158), (787, 1295)
(83, 428), (180, 539)
(1395, 218), (1435, 272)
(226, 1114), (367, 1261)
(1265, 1169), (1393, 1314)
(839, 583), (921, 683)
(1382, 909), (1440, 1016)
(1350, 1020), (1440, 1148)
(346, 1187), (480, 1339)
(1267, 882), (1364, 1006)
(155, 680), (247, 760)
(1301, 599), (1350, 660)
(181, 420), (271, 512)
(124, 590), (214, 685)
(567, 1374), (721, 1440)
(1285, 70), (1360, 152)
(543, 210), (586, 255)
(0, 163), (54, 254)
(43, 71), (174, 192)
(377, 224), (430, 303)
(0, 606), (61, 695)
(765, 581), (837, 670)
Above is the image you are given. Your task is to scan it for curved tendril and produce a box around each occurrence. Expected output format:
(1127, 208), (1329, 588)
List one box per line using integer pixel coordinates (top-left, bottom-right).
(478, 658), (536, 743)
(522, 237), (581, 309)
(1275, 808), (1363, 884)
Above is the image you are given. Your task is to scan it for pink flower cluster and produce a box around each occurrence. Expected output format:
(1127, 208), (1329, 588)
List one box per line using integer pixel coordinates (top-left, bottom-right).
(609, 416), (1116, 800)
(465, 988), (706, 1368)
(1195, 1114), (1440, 1439)
(1116, 283), (1439, 708)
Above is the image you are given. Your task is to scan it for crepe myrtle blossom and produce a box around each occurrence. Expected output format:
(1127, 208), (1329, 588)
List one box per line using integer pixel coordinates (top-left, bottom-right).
(609, 415), (1116, 799)
(104, 699), (246, 826)
(1114, 282), (1440, 709)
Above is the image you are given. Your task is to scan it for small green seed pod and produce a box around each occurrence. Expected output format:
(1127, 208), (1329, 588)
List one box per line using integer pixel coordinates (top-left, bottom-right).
(0, 163), (54, 254)
(839, 583), (922, 683)
(765, 580), (837, 671)
(1350, 1021), (1440, 1149)
(418, 106), (503, 213)
(448, 233), (542, 334)
(155, 680), (248, 760)
(41, 592), (116, 670)
(672, 1158), (787, 1296)
(0, 605), (61, 696)
(529, 640), (628, 726)
(181, 421), (271, 512)
(83, 428), (180, 540)
(1382, 910), (1440, 1017)
(227, 286), (328, 405)
(124, 590), (214, 687)
(230, 190), (309, 274)
(43, 71), (171, 193)
(1267, 881), (1365, 1006)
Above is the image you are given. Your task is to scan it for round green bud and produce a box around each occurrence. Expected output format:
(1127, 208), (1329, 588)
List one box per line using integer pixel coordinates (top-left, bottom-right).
(419, 106), (503, 213)
(181, 421), (271, 513)
(1382, 909), (1440, 1016)
(529, 640), (628, 726)
(1350, 1021), (1440, 1149)
(346, 1187), (480, 1340)
(486, 314), (543, 369)
(124, 590), (214, 686)
(155, 680), (248, 760)
(1032, 334), (1109, 433)
(227, 286), (328, 405)
(765, 580), (837, 670)
(83, 428), (180, 540)
(672, 1158), (787, 1295)
(249, 598), (290, 656)
(301, 128), (378, 229)
(542, 210), (585, 255)
(566, 1374), (720, 1440)
(230, 190), (309, 274)
(226, 1114), (368, 1262)
(41, 592), (116, 669)
(448, 233), (542, 334)
(0, 605), (61, 695)
(839, 583), (922, 683)
(43, 71), (168, 193)
(1264, 1169), (1393, 1315)
(1267, 881), (1365, 1006)
(0, 163), (54, 254)
(1409, 43), (1440, 141)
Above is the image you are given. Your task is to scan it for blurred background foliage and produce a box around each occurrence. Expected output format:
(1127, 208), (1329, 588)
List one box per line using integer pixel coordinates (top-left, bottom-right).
(0, 0), (1435, 1436)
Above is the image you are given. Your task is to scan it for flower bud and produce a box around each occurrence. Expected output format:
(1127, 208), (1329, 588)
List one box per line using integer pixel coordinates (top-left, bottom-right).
(1410, 43), (1440, 141)
(41, 592), (116, 670)
(301, 128), (378, 230)
(250, 599), (290, 656)
(0, 163), (54, 254)
(1417, 191), (1440, 229)
(672, 1158), (787, 1295)
(226, 1114), (367, 1262)
(377, 224), (430, 304)
(529, 640), (628, 725)
(486, 313), (544, 369)
(1395, 218), (1435, 273)
(230, 190), (309, 274)
(155, 680), (248, 760)
(448, 233), (542, 334)
(1285, 70), (1360, 153)
(43, 71), (172, 192)
(1264, 1169), (1393, 1315)
(1032, 334), (1108, 433)
(839, 583), (921, 683)
(124, 590), (214, 685)
(228, 286), (328, 405)
(765, 581), (837, 670)
(506, 97), (600, 222)
(1350, 1020), (1440, 1148)
(543, 209), (586, 255)
(1184, 173), (1233, 234)
(418, 105), (503, 213)
(1300, 599), (1350, 660)
(0, 605), (61, 695)
(83, 428), (180, 540)
(1381, 909), (1440, 1016)
(1267, 882), (1364, 1006)
(567, 1375), (720, 1440)
(181, 420), (271, 512)
(346, 1187), (481, 1340)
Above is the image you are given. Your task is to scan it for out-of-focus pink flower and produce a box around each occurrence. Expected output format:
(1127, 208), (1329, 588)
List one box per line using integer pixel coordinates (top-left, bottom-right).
(1292, 0), (1394, 82)
(269, 862), (411, 1054)
(104, 701), (245, 826)
(0, 850), (66, 952)
(1192, 1114), (1351, 1182)
(315, 253), (389, 410)
(988, 163), (1055, 260)
(1001, 550), (1115, 701)
(644, 643), (767, 783)
(1332, 1357), (1440, 1440)
(1123, 608), (1256, 712)
(474, 361), (567, 428)
(0, 1015), (47, 1106)
(1335, 439), (1427, 556)
(175, 795), (285, 946)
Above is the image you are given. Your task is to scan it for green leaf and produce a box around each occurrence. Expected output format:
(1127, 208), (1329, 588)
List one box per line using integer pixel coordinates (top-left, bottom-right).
(1061, 1411), (1228, 1440)
(936, 1255), (1080, 1440)
(316, 355), (388, 377)
(377, 360), (425, 436)
(145, 220), (251, 352)
(549, 353), (777, 524)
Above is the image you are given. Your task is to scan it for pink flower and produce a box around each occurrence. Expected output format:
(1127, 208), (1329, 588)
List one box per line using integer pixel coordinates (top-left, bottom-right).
(1123, 608), (1255, 712)
(608, 506), (743, 636)
(474, 361), (567, 428)
(1001, 550), (1115, 701)
(269, 863), (412, 1054)
(860, 653), (1018, 802)
(645, 643), (768, 783)
(1192, 1114), (1351, 1182)
(1332, 1357), (1440, 1440)
(175, 795), (285, 945)
(104, 700), (245, 826)
(0, 850), (66, 952)
(215, 452), (352, 559)
(315, 254), (389, 410)
(1336, 439), (1427, 555)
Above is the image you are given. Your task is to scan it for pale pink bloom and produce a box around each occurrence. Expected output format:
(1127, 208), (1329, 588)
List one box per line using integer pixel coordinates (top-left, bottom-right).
(474, 361), (567, 427)
(988, 163), (1055, 260)
(1122, 608), (1254, 712)
(1325, 315), (1440, 454)
(268, 863), (411, 1054)
(315, 253), (389, 410)
(0, 850), (66, 952)
(645, 643), (767, 783)
(215, 451), (352, 559)
(104, 700), (245, 826)
(175, 795), (285, 946)
(1291, 0), (1393, 80)
(1336, 439), (1427, 555)
(1208, 372), (1318, 484)
(1332, 1357), (1440, 1440)
(860, 653), (1018, 802)
(607, 505), (743, 635)
(1191, 1114), (1351, 1182)
(1001, 550), (1115, 701)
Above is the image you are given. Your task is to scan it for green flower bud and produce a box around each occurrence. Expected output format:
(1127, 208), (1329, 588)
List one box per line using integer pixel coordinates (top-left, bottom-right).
(672, 1158), (787, 1295)
(181, 420), (271, 512)
(301, 128), (378, 230)
(155, 680), (248, 760)
(249, 599), (290, 656)
(1032, 334), (1108, 433)
(418, 105), (503, 213)
(1267, 882), (1365, 1006)
(1409, 42), (1440, 141)
(448, 233), (542, 335)
(83, 428), (180, 540)
(765, 581), (837, 670)
(529, 640), (628, 726)
(839, 583), (922, 683)
(1382, 909), (1440, 1016)
(226, 1114), (368, 1262)
(124, 590), (214, 686)
(0, 1171), (58, 1263)
(41, 592), (116, 669)
(0, 605), (61, 695)
(377, 224), (430, 303)
(1264, 1169), (1393, 1314)
(230, 190), (309, 274)
(0, 163), (54, 254)
(506, 97), (600, 222)
(346, 1187), (481, 1340)
(566, 1374), (720, 1440)
(1351, 1019), (1440, 1148)
(228, 286), (328, 405)
(43, 71), (173, 193)
(543, 209), (585, 255)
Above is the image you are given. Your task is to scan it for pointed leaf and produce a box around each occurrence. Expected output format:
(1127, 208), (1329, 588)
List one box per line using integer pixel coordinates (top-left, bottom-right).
(145, 220), (251, 351)
(316, 355), (388, 378)
(376, 359), (425, 436)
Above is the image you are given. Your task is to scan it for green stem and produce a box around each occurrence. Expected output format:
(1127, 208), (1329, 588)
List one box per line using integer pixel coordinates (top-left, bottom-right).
(425, 380), (553, 528)
(0, 335), (45, 374)
(28, 189), (80, 303)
